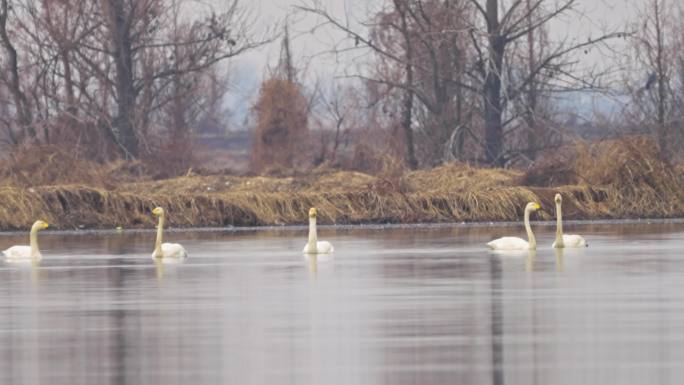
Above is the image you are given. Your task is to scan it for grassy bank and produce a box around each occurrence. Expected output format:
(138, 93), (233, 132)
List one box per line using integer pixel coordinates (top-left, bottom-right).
(0, 137), (682, 230)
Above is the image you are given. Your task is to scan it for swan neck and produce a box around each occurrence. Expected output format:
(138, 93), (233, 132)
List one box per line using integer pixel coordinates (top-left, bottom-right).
(29, 226), (40, 258)
(308, 217), (317, 247)
(154, 214), (164, 255)
(524, 208), (536, 249)
(555, 201), (564, 247)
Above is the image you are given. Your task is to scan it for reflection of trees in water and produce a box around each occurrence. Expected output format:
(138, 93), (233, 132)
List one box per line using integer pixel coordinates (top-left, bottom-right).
(490, 255), (504, 385)
(111, 260), (127, 385)
(104, 232), (151, 255)
(105, 235), (131, 255)
(491, 250), (561, 385)
(0, 267), (43, 383)
(110, 259), (190, 384)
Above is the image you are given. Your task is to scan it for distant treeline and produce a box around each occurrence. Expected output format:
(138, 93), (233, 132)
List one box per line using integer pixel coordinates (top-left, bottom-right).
(0, 0), (682, 176)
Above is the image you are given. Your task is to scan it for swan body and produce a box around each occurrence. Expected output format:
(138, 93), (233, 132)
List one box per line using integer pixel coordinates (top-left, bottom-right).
(156, 243), (188, 259)
(488, 236), (532, 250)
(487, 202), (540, 251)
(151, 207), (188, 260)
(553, 234), (587, 248)
(303, 208), (334, 254)
(303, 241), (334, 254)
(3, 220), (49, 261)
(552, 193), (588, 248)
(4, 246), (39, 265)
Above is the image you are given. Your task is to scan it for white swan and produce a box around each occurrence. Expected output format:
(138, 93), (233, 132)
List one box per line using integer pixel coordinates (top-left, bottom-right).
(487, 202), (541, 251)
(151, 207), (188, 260)
(3, 220), (49, 261)
(302, 207), (334, 254)
(552, 193), (588, 248)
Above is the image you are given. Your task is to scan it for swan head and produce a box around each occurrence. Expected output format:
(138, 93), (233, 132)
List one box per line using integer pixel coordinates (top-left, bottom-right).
(554, 193), (562, 204)
(525, 202), (541, 212)
(309, 207), (317, 219)
(152, 207), (165, 217)
(32, 220), (49, 231)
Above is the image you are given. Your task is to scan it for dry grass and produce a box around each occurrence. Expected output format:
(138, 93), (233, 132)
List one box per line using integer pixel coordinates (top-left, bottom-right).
(0, 145), (106, 188)
(522, 136), (684, 219)
(0, 136), (681, 230)
(0, 145), (156, 188)
(675, 162), (684, 186)
(404, 163), (520, 193)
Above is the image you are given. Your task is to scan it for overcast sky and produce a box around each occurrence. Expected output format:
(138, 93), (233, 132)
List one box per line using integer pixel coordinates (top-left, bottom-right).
(235, 0), (635, 74)
(224, 0), (638, 127)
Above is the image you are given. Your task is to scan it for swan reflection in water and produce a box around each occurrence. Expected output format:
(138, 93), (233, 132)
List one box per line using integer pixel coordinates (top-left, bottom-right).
(308, 254), (317, 276)
(154, 258), (165, 281)
(555, 248), (565, 272)
(305, 252), (336, 281)
(525, 250), (536, 272)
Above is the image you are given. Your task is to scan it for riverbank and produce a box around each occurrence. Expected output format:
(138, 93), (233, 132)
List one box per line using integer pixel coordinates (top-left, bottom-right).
(0, 137), (681, 230)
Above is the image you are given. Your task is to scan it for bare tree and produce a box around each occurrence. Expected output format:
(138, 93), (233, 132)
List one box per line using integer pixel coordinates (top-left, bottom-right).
(92, 0), (266, 158)
(469, 0), (620, 166)
(300, 0), (476, 168)
(0, 0), (269, 163)
(0, 0), (34, 142)
(311, 83), (361, 165)
(302, 0), (620, 168)
(622, 0), (684, 160)
(394, 0), (417, 169)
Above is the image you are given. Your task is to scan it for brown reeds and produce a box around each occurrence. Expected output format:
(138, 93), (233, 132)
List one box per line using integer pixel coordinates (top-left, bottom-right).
(0, 137), (680, 230)
(522, 136), (684, 219)
(0, 145), (106, 188)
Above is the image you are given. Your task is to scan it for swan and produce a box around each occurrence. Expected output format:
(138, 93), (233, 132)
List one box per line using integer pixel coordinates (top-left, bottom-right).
(302, 207), (334, 254)
(151, 207), (188, 260)
(487, 202), (541, 251)
(3, 220), (49, 261)
(552, 193), (588, 248)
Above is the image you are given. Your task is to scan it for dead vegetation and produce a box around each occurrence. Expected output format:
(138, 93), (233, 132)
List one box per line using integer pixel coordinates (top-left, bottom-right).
(0, 137), (681, 230)
(521, 137), (684, 219)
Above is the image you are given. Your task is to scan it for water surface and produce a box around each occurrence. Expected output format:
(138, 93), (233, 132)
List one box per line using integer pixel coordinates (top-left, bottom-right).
(1, 221), (683, 385)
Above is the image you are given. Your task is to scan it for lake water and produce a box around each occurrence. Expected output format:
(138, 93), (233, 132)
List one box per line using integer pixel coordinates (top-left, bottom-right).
(1, 221), (684, 385)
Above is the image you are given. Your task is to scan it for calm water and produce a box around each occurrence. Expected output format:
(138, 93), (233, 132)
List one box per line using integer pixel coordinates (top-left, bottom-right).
(1, 221), (684, 385)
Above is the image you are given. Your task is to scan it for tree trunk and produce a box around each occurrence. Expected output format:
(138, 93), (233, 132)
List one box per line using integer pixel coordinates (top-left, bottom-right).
(62, 49), (77, 118)
(0, 0), (35, 140)
(525, 0), (539, 161)
(106, 0), (138, 158)
(455, 75), (465, 159)
(401, 81), (418, 169)
(396, 0), (418, 169)
(654, 0), (668, 160)
(331, 117), (343, 162)
(484, 0), (504, 166)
